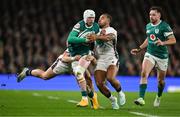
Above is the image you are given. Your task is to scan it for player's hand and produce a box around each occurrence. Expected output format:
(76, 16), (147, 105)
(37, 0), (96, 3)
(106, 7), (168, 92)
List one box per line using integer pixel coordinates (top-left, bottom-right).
(87, 34), (97, 42)
(154, 38), (164, 46)
(74, 55), (81, 61)
(85, 55), (95, 61)
(130, 48), (141, 55)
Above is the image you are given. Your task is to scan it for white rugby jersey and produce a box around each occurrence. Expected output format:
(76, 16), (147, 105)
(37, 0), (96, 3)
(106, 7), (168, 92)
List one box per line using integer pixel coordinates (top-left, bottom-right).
(95, 27), (118, 58)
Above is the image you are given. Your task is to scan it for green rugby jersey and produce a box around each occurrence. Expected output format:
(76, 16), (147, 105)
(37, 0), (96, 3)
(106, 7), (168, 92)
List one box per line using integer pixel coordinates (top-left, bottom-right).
(146, 20), (174, 59)
(67, 20), (99, 56)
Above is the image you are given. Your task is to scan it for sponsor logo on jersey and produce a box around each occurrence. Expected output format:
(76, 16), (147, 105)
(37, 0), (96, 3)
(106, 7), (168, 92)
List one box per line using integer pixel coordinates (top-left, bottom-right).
(150, 34), (156, 41)
(74, 23), (80, 29)
(146, 30), (150, 34)
(155, 29), (159, 34)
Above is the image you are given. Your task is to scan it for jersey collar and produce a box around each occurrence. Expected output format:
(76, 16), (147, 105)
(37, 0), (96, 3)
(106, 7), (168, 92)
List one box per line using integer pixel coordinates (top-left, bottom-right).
(151, 20), (162, 27)
(85, 23), (93, 28)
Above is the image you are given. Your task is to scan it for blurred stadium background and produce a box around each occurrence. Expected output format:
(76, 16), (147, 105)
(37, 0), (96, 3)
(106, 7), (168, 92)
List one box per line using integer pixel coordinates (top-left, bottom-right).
(0, 0), (179, 76)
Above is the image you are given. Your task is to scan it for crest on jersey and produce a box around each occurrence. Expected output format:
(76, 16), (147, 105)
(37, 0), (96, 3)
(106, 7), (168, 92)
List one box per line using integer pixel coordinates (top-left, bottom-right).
(155, 29), (159, 34)
(150, 34), (156, 40)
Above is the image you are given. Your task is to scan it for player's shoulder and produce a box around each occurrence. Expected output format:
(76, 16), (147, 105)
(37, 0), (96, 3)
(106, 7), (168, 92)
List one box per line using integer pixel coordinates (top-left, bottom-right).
(93, 22), (99, 27)
(107, 27), (116, 31)
(78, 20), (85, 25)
(106, 27), (117, 33)
(146, 23), (151, 28)
(161, 21), (170, 27)
(73, 20), (85, 31)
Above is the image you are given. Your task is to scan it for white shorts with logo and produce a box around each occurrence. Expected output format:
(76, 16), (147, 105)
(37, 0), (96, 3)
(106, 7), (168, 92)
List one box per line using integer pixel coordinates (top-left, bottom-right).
(144, 52), (169, 71)
(95, 55), (119, 72)
(51, 58), (72, 74)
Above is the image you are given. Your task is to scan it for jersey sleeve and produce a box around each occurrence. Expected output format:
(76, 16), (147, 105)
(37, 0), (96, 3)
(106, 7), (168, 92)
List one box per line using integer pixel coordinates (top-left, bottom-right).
(163, 23), (174, 38)
(106, 27), (117, 37)
(72, 23), (81, 32)
(67, 23), (87, 44)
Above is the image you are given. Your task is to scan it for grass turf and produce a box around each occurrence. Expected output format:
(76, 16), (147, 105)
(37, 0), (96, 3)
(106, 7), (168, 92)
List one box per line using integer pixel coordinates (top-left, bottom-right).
(0, 90), (180, 116)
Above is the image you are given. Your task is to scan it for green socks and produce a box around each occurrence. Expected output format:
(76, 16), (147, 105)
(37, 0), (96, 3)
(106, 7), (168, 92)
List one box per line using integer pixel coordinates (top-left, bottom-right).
(139, 84), (147, 99)
(158, 82), (165, 97)
(88, 91), (94, 98)
(81, 91), (88, 97)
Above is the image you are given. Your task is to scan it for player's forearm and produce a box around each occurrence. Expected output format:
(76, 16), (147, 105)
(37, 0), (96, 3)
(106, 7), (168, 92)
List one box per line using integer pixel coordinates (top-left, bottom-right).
(139, 38), (148, 49)
(61, 56), (75, 62)
(96, 33), (115, 42)
(67, 31), (87, 44)
(163, 37), (176, 45)
(96, 35), (109, 41)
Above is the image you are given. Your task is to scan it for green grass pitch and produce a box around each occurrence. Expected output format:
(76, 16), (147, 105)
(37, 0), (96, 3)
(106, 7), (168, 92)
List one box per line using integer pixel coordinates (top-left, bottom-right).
(0, 90), (180, 116)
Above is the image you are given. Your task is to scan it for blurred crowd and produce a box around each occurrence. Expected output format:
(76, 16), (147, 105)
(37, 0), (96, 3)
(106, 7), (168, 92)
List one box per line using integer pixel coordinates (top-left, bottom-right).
(0, 0), (180, 76)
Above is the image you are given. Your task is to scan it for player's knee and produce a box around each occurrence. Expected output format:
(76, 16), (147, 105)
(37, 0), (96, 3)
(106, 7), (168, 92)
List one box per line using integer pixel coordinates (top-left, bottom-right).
(96, 81), (104, 89)
(42, 73), (51, 80)
(107, 77), (117, 84)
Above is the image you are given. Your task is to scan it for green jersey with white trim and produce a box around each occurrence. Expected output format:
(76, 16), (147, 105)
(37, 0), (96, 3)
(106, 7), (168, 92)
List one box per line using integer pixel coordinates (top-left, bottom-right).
(146, 21), (174, 59)
(67, 20), (99, 56)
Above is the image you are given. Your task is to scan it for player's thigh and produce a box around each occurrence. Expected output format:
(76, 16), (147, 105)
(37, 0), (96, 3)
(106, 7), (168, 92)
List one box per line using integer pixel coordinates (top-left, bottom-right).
(43, 67), (56, 79)
(142, 53), (155, 75)
(155, 57), (168, 72)
(94, 70), (106, 85)
(52, 58), (71, 74)
(106, 65), (118, 80)
(95, 59), (107, 72)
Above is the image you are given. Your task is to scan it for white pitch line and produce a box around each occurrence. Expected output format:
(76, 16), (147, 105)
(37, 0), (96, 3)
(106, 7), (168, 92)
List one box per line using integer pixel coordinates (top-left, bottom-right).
(67, 99), (105, 109)
(67, 99), (79, 104)
(47, 96), (59, 100)
(129, 111), (160, 117)
(32, 92), (43, 97)
(32, 93), (59, 100)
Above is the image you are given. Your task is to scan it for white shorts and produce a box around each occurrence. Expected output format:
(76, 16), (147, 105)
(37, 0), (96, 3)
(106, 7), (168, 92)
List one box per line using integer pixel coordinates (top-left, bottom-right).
(144, 52), (169, 71)
(51, 58), (72, 74)
(95, 55), (119, 72)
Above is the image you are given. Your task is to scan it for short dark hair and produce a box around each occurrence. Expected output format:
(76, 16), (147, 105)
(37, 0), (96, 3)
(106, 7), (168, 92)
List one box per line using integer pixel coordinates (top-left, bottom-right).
(102, 13), (112, 23)
(150, 6), (164, 20)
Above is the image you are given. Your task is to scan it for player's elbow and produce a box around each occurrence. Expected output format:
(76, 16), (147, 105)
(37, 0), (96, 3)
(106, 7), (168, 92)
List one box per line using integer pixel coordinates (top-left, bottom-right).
(173, 38), (176, 44)
(67, 36), (73, 43)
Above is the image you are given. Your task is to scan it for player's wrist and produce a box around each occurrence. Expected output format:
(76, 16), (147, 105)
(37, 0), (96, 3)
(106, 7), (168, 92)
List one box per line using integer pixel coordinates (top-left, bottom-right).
(71, 57), (75, 61)
(85, 38), (89, 42)
(137, 46), (142, 52)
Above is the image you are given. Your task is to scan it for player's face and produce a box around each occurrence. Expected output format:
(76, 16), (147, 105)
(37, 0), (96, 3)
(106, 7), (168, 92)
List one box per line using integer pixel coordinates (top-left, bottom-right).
(86, 17), (95, 26)
(98, 15), (108, 28)
(149, 10), (161, 24)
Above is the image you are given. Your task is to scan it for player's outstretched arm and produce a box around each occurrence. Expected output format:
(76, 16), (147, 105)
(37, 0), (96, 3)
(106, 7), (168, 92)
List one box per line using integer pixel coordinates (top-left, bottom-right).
(61, 55), (81, 63)
(87, 33), (115, 42)
(131, 38), (148, 55)
(67, 31), (88, 44)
